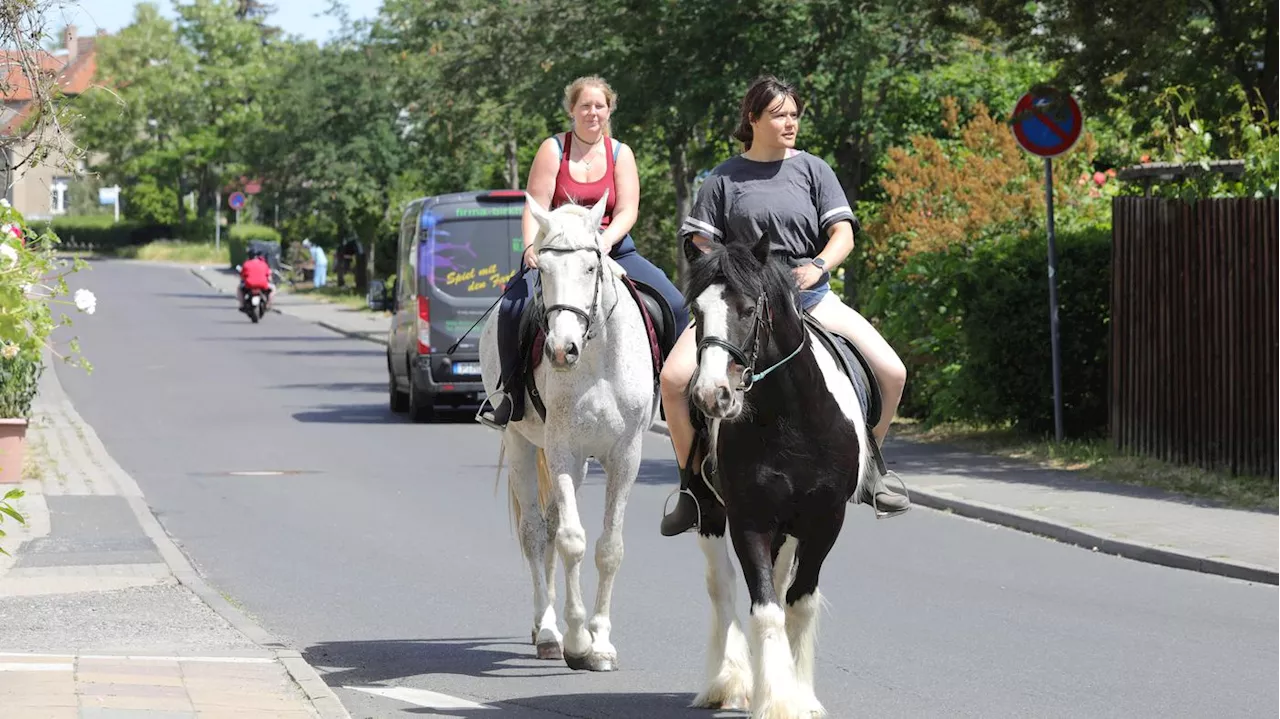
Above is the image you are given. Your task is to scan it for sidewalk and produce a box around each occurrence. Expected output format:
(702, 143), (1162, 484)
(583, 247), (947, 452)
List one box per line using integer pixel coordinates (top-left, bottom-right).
(0, 359), (349, 718)
(189, 264), (1279, 585)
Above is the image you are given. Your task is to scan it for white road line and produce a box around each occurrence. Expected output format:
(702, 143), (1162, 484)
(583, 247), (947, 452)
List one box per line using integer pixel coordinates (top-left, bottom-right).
(0, 663), (74, 671)
(0, 652), (273, 664)
(347, 685), (492, 711)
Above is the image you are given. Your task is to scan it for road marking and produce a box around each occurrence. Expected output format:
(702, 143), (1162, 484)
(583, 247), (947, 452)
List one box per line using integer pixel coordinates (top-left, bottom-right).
(347, 685), (492, 710)
(0, 662), (73, 672)
(0, 652), (274, 664)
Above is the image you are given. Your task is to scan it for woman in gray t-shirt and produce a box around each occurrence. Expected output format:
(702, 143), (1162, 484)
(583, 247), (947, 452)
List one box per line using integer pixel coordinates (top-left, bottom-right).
(659, 75), (911, 537)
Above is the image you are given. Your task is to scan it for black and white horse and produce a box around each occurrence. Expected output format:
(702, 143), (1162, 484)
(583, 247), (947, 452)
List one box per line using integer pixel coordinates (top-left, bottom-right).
(684, 235), (873, 719)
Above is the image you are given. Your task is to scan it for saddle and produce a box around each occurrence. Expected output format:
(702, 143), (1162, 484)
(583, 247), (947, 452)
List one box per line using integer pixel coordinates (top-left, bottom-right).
(518, 277), (677, 422)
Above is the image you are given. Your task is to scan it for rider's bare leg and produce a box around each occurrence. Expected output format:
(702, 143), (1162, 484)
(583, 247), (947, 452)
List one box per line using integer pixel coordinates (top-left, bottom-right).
(659, 326), (701, 536)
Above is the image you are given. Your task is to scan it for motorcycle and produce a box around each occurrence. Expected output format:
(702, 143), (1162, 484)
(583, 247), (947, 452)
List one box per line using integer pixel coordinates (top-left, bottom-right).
(240, 286), (268, 323)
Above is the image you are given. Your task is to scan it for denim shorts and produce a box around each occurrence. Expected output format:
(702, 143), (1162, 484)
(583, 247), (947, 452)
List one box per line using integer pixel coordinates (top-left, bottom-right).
(799, 280), (831, 311)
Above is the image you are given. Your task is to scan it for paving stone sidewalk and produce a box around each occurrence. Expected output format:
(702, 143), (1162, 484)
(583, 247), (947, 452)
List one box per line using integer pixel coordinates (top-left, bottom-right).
(0, 358), (349, 719)
(190, 264), (1279, 585)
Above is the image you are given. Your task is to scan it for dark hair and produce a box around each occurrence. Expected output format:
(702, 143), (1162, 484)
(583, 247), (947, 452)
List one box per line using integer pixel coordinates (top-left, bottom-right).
(732, 75), (803, 150)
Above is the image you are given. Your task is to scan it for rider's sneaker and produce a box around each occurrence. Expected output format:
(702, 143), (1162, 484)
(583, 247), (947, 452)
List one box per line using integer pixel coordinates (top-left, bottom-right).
(477, 395), (513, 431)
(854, 467), (911, 519)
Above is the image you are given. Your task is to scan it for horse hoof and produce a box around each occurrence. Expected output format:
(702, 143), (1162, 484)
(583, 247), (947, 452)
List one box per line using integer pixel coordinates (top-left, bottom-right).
(536, 641), (563, 660)
(564, 652), (618, 672)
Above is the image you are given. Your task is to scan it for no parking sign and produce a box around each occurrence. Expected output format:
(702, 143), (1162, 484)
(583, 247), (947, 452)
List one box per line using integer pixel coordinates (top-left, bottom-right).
(1009, 86), (1085, 443)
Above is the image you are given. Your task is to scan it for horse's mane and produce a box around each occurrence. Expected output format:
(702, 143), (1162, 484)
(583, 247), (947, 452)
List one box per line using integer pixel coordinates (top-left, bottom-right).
(686, 241), (799, 325)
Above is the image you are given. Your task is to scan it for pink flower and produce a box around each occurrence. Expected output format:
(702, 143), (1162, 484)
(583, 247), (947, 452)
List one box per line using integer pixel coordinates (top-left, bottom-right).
(1106, 168), (1117, 178)
(1140, 154), (1151, 164)
(1093, 172), (1107, 186)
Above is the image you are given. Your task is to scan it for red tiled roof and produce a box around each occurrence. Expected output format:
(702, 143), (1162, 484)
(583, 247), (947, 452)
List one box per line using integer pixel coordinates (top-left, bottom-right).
(1, 37), (99, 102)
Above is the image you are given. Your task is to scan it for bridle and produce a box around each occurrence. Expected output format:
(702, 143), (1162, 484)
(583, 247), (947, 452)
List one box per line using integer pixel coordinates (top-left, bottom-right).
(695, 291), (804, 392)
(536, 239), (611, 343)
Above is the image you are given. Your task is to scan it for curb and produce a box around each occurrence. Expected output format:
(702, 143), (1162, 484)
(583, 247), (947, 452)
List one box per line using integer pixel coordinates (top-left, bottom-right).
(190, 265), (1276, 587)
(908, 489), (1278, 585)
(38, 354), (352, 719)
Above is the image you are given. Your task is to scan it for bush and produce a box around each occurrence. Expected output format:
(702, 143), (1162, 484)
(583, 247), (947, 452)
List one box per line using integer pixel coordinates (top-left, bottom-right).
(0, 354), (43, 419)
(866, 225), (1112, 436)
(227, 224), (282, 268)
(46, 216), (172, 251)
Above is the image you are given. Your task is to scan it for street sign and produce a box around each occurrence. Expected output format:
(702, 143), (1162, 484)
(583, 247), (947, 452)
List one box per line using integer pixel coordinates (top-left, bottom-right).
(1011, 88), (1082, 158)
(1010, 86), (1084, 443)
(97, 186), (119, 205)
(228, 191), (246, 211)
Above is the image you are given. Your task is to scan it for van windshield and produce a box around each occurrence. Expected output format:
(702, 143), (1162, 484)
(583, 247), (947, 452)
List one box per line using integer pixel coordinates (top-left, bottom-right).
(417, 218), (519, 298)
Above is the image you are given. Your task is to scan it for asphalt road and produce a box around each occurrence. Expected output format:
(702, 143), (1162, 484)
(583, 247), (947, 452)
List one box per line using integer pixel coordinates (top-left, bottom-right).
(52, 260), (1278, 718)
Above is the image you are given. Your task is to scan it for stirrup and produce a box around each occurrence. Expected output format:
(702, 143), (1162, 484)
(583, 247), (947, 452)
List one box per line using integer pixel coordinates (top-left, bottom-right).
(868, 470), (911, 520)
(660, 487), (701, 535)
(475, 391), (509, 431)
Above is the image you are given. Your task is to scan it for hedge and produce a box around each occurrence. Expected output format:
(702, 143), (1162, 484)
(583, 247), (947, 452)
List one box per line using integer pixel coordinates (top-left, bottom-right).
(227, 224), (282, 268)
(46, 216), (173, 251)
(865, 224), (1112, 436)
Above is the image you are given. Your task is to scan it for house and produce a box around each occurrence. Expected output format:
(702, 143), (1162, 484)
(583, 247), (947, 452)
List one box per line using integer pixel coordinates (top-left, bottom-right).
(1, 25), (100, 221)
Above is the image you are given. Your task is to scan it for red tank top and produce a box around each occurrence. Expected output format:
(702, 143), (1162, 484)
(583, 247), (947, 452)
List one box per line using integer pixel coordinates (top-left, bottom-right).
(550, 133), (616, 229)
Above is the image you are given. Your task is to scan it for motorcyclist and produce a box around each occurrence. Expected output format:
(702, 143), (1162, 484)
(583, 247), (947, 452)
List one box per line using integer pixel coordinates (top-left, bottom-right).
(238, 249), (274, 310)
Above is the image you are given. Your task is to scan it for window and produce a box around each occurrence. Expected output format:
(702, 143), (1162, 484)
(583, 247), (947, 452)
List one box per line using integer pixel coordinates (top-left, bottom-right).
(50, 177), (70, 215)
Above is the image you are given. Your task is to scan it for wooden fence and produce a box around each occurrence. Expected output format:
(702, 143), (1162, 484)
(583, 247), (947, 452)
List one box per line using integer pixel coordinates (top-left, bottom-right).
(1111, 197), (1278, 477)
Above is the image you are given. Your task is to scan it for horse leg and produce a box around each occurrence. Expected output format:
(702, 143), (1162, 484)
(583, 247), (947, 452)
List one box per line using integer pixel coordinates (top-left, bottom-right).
(509, 437), (562, 659)
(547, 451), (593, 668)
(784, 508), (846, 718)
(575, 435), (640, 672)
(692, 507), (752, 712)
(730, 522), (807, 719)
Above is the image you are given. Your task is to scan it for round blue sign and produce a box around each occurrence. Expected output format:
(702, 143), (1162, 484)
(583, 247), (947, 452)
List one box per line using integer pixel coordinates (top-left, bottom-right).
(1011, 90), (1083, 158)
(228, 191), (246, 210)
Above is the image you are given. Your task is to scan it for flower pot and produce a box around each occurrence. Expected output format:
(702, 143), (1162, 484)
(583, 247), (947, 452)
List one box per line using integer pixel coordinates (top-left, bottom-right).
(0, 418), (29, 484)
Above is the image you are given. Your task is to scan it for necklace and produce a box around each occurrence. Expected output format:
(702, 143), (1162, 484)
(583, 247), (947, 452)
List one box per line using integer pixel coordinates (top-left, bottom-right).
(572, 131), (603, 170)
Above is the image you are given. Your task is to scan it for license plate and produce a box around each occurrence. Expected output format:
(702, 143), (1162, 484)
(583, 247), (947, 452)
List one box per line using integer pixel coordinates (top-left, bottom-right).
(453, 362), (481, 376)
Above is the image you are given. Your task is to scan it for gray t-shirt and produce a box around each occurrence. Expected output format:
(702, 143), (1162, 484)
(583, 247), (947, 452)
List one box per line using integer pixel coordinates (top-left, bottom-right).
(679, 151), (857, 264)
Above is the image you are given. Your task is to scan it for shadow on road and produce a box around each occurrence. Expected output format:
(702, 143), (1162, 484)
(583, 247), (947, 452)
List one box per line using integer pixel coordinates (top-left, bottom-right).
(275, 382), (387, 393)
(293, 403), (403, 424)
(306, 638), (713, 718)
(260, 347), (386, 358)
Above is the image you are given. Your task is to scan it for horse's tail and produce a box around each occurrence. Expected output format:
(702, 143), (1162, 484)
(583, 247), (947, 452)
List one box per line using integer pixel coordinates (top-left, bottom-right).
(504, 440), (555, 537)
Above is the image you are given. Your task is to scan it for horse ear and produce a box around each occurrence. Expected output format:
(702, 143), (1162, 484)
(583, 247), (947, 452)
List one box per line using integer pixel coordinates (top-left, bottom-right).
(751, 231), (771, 264)
(587, 190), (610, 232)
(526, 193), (554, 236)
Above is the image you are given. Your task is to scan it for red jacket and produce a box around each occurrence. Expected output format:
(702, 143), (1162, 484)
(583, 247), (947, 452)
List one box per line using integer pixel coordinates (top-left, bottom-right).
(241, 257), (272, 290)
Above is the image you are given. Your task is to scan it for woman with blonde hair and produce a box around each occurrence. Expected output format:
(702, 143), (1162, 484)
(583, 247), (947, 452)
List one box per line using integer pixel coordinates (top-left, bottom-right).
(658, 74), (912, 536)
(482, 75), (687, 428)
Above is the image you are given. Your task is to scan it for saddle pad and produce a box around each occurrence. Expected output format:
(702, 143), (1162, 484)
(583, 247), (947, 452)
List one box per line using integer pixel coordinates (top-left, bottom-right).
(802, 314), (882, 435)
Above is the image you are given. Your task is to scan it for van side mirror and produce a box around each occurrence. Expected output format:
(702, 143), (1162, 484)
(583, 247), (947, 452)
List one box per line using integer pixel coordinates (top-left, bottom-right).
(367, 280), (388, 311)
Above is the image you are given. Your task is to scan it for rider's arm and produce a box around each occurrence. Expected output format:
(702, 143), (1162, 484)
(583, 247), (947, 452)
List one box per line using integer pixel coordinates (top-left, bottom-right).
(597, 142), (639, 252)
(521, 136), (562, 252)
(812, 158), (858, 269)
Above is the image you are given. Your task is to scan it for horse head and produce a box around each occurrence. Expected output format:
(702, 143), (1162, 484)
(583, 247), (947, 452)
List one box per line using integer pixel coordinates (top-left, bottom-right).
(526, 191), (610, 370)
(686, 232), (802, 420)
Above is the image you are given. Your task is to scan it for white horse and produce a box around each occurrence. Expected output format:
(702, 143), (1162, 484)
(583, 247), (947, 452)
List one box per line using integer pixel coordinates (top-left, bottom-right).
(478, 192), (657, 672)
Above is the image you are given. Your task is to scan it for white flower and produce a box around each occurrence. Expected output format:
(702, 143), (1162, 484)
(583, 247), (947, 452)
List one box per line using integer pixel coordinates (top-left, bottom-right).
(0, 199), (9, 208)
(1, 344), (18, 360)
(73, 288), (97, 315)
(21, 283), (33, 295)
(0, 243), (16, 264)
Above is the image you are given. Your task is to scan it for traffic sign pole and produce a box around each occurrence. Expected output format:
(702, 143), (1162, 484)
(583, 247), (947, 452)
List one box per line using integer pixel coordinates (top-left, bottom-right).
(1011, 86), (1082, 443)
(1043, 158), (1064, 442)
